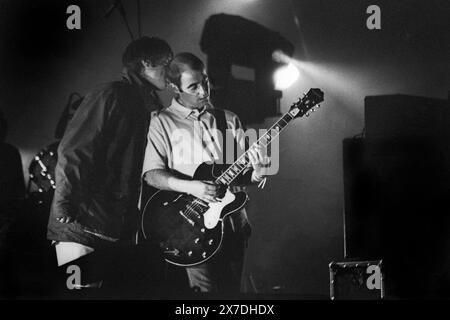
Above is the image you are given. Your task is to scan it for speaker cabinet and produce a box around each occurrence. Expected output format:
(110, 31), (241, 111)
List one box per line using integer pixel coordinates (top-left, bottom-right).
(343, 94), (450, 298)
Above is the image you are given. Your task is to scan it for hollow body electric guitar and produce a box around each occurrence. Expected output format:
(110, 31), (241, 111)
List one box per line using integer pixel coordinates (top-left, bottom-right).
(141, 88), (324, 266)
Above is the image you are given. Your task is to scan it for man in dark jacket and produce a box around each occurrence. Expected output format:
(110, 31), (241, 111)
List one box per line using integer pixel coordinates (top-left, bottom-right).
(47, 36), (172, 295)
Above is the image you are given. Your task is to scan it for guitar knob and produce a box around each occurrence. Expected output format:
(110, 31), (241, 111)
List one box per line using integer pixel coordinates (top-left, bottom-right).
(188, 251), (193, 257)
(202, 252), (207, 258)
(200, 228), (205, 233)
(194, 238), (200, 244)
(208, 239), (214, 245)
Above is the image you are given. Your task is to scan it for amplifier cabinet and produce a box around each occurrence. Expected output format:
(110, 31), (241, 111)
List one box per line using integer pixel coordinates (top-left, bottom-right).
(329, 260), (384, 300)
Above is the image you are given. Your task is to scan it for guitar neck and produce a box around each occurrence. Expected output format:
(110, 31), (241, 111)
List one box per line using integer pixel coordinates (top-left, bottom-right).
(215, 108), (300, 186)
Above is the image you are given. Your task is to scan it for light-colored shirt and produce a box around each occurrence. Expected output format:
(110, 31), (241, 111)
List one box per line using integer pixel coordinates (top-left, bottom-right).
(142, 98), (250, 230)
(54, 241), (94, 266)
(143, 99), (248, 177)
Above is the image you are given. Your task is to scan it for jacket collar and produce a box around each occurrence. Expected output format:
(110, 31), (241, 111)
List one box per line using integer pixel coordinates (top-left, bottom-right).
(121, 67), (163, 111)
(122, 67), (152, 89)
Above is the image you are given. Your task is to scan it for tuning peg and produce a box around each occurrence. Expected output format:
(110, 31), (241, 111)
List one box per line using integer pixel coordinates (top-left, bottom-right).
(317, 104), (321, 108)
(305, 113), (310, 117)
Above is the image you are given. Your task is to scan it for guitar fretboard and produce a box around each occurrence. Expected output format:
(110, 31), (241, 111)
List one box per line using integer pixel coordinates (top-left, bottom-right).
(215, 108), (300, 186)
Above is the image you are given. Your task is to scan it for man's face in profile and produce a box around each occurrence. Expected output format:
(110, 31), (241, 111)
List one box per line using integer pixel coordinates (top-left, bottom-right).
(177, 68), (210, 109)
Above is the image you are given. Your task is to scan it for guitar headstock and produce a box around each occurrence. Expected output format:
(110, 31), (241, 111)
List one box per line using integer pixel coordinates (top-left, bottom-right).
(289, 88), (324, 118)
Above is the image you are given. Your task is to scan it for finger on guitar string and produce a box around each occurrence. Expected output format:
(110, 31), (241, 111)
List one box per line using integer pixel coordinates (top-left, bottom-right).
(205, 184), (219, 193)
(217, 184), (226, 199)
(202, 195), (219, 203)
(248, 149), (257, 165)
(249, 144), (267, 167)
(253, 145), (265, 163)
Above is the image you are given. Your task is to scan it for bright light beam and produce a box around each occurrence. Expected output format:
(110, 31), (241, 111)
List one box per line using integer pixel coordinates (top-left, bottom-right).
(273, 63), (300, 90)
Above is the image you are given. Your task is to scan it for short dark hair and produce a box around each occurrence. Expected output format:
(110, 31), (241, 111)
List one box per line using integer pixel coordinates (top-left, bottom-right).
(167, 52), (206, 88)
(122, 36), (173, 73)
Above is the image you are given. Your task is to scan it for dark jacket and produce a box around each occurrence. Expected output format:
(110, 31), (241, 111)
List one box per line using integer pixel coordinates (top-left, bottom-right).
(47, 70), (163, 248)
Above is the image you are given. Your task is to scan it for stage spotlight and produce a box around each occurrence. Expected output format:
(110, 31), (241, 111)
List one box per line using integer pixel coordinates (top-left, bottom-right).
(272, 49), (291, 64)
(273, 63), (299, 90)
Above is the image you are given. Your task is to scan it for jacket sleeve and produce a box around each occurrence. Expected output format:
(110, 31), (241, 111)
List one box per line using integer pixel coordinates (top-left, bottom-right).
(50, 86), (117, 220)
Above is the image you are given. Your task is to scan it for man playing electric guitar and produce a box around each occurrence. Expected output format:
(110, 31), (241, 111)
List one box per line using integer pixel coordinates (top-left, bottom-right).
(142, 52), (268, 294)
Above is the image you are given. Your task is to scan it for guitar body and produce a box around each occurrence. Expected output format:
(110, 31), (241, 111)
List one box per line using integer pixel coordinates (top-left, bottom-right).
(141, 88), (324, 267)
(141, 162), (248, 267)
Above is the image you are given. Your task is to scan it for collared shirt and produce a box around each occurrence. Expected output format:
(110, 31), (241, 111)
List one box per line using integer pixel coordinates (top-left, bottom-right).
(143, 98), (247, 178)
(142, 98), (251, 231)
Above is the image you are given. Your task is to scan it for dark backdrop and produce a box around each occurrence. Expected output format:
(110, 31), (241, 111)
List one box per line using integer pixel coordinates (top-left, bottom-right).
(0, 0), (449, 297)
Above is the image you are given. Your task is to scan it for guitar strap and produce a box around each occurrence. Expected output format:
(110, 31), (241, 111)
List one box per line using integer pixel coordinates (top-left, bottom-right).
(207, 108), (252, 185)
(207, 108), (231, 164)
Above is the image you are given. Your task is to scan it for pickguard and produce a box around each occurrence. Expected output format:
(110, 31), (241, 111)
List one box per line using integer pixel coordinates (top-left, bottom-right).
(203, 189), (235, 229)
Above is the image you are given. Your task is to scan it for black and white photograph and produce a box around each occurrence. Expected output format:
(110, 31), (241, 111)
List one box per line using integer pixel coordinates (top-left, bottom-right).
(0, 0), (449, 310)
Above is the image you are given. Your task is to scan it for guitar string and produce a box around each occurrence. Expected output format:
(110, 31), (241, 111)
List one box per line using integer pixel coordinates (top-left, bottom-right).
(182, 115), (217, 221)
(213, 113), (291, 183)
(186, 115), (292, 218)
(212, 111), (296, 185)
(186, 111), (298, 219)
(186, 110), (299, 217)
(171, 94), (319, 258)
(185, 93), (317, 219)
(185, 114), (222, 220)
(186, 94), (319, 226)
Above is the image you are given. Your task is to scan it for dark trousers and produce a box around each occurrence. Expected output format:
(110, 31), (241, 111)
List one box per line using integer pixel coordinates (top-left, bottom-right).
(164, 221), (250, 297)
(53, 241), (165, 299)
